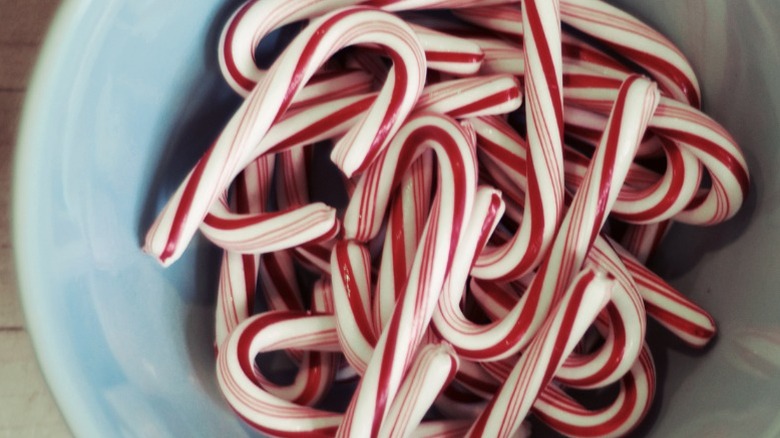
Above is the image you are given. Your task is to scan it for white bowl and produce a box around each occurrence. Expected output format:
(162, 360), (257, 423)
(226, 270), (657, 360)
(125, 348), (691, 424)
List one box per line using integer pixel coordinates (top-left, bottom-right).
(14, 0), (778, 436)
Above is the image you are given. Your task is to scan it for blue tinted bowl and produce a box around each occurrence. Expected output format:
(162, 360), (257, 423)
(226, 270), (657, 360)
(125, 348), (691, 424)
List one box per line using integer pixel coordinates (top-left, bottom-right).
(13, 0), (780, 436)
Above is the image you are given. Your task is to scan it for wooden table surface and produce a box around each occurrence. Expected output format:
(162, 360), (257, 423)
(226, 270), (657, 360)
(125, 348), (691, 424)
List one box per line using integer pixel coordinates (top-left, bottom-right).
(1, 1), (72, 436)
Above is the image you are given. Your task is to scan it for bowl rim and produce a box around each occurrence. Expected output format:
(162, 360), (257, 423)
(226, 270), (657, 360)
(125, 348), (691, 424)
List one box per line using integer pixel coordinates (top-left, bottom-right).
(12, 0), (94, 436)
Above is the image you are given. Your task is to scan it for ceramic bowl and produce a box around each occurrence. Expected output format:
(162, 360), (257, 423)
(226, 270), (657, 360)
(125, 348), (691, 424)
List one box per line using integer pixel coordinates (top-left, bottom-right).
(14, 1), (779, 436)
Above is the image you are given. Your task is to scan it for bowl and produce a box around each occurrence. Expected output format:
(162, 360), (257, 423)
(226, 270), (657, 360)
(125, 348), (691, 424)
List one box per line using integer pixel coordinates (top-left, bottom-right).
(13, 0), (778, 436)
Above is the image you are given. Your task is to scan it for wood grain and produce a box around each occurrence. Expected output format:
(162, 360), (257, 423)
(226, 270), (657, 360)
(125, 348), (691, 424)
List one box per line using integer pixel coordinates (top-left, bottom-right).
(1, 0), (71, 436)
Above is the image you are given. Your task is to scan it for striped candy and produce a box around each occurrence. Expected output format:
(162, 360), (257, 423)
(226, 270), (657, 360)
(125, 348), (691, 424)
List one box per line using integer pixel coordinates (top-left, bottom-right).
(144, 1), (751, 436)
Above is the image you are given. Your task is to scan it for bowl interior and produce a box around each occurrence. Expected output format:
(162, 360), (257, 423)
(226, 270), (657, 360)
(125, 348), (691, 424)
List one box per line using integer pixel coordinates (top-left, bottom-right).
(14, 0), (780, 437)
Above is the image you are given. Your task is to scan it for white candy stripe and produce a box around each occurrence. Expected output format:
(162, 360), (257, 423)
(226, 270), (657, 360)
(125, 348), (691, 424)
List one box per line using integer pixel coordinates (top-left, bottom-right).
(534, 345), (656, 438)
(379, 344), (459, 438)
(337, 112), (477, 437)
(145, 7), (426, 266)
(466, 269), (613, 437)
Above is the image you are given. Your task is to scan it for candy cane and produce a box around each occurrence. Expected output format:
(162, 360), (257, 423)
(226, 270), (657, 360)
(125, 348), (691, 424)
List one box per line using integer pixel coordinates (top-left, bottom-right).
(162, 2), (745, 434)
(468, 237), (645, 390)
(201, 194), (338, 254)
(379, 343), (459, 438)
(466, 269), (613, 437)
(374, 152), (434, 333)
(533, 344), (656, 438)
(145, 7), (426, 266)
(564, 74), (749, 225)
(369, 0), (518, 12)
(336, 112), (477, 437)
(470, 0), (566, 282)
(456, 29), (745, 228)
(435, 76), (659, 361)
(219, 0), (363, 96)
(252, 280), (339, 406)
(216, 311), (343, 436)
(221, 0), (484, 96)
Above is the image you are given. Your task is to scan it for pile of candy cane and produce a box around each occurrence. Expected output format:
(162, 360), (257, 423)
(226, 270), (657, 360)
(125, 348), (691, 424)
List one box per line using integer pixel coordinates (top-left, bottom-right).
(143, 0), (749, 436)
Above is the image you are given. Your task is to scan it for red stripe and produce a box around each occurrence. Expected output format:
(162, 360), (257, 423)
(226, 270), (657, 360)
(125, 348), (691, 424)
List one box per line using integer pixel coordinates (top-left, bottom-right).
(203, 209), (288, 230)
(425, 50), (485, 64)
